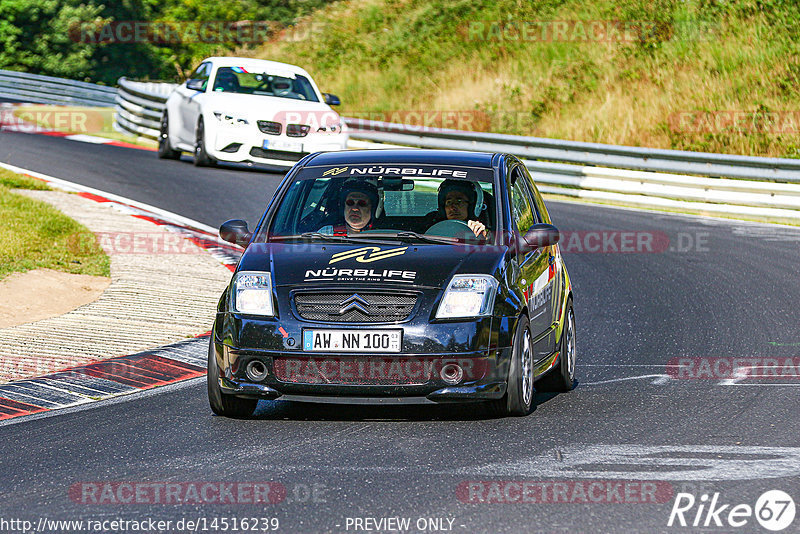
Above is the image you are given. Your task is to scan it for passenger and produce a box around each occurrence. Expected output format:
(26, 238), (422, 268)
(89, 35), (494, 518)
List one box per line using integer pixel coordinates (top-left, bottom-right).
(433, 179), (488, 238)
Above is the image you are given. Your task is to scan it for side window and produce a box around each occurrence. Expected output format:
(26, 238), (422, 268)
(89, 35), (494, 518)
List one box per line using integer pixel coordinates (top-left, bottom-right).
(187, 62), (211, 90)
(509, 167), (536, 235)
(521, 166), (550, 224)
(519, 176), (542, 224)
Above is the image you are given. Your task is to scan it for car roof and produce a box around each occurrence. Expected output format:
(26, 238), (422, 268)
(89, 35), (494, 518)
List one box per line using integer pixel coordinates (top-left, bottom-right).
(201, 57), (312, 78)
(304, 149), (499, 168)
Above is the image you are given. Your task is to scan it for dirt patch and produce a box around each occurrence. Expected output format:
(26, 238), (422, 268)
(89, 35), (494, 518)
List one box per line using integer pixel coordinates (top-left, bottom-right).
(0, 269), (110, 328)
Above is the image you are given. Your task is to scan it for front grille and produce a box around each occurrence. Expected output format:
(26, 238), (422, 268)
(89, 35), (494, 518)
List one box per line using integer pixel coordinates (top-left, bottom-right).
(248, 147), (307, 161)
(294, 292), (417, 323)
(256, 120), (281, 135)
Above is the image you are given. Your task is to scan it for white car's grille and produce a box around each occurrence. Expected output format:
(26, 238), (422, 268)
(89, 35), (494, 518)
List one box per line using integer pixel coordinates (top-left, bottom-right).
(257, 121), (281, 135)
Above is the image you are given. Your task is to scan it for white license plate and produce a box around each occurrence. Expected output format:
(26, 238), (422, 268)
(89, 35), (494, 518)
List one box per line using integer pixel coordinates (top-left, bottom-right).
(303, 329), (402, 353)
(262, 139), (303, 152)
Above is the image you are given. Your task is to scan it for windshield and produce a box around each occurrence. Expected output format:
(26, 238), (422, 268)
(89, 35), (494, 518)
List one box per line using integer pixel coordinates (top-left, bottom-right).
(211, 66), (320, 102)
(260, 164), (498, 244)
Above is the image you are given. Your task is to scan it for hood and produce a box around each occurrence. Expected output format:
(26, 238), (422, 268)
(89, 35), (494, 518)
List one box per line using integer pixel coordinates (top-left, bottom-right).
(237, 242), (508, 289)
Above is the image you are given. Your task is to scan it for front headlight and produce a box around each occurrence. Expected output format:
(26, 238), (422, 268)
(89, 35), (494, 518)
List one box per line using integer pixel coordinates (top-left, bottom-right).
(213, 111), (249, 126)
(233, 272), (274, 316)
(436, 275), (499, 319)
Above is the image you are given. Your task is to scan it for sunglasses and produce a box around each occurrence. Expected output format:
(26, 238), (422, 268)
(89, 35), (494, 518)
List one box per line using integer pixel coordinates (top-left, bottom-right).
(346, 198), (370, 208)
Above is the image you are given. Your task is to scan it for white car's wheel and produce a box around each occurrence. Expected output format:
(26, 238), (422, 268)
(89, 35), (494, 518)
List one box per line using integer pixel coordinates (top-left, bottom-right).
(157, 113), (181, 160)
(194, 118), (217, 167)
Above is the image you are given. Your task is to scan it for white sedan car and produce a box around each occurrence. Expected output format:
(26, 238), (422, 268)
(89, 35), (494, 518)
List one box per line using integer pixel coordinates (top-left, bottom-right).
(158, 57), (348, 167)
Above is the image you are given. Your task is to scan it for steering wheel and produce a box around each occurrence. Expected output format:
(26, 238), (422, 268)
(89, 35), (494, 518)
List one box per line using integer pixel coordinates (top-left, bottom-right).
(425, 219), (478, 241)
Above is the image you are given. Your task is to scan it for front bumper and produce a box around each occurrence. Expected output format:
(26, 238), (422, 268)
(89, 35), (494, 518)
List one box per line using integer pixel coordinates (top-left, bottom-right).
(216, 373), (508, 404)
(214, 337), (511, 403)
(210, 126), (347, 166)
(213, 280), (517, 403)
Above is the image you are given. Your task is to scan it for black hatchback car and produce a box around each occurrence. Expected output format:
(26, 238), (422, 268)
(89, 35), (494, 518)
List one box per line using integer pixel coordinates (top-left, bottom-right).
(209, 149), (575, 417)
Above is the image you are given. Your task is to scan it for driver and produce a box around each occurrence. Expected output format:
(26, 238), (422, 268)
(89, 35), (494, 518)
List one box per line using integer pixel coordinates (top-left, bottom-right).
(432, 179), (488, 238)
(213, 70), (240, 92)
(320, 180), (380, 235)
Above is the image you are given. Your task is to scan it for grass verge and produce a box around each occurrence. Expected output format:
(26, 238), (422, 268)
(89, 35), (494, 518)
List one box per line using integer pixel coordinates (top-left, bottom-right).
(251, 0), (800, 158)
(0, 168), (110, 280)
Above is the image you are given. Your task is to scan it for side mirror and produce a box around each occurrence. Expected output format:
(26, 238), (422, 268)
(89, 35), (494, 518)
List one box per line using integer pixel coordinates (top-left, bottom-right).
(323, 93), (341, 106)
(220, 219), (252, 247)
(522, 223), (560, 250)
(186, 79), (206, 92)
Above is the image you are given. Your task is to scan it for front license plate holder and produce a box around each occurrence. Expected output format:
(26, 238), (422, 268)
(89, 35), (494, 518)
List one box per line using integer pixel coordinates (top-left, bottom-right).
(262, 139), (303, 152)
(302, 329), (402, 353)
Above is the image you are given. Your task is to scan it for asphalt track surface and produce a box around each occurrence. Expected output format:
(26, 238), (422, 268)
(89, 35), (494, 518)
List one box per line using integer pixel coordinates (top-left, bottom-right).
(2, 129), (800, 533)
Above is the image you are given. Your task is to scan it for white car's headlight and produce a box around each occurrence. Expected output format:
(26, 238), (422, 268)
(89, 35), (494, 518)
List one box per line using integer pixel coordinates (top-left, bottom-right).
(436, 275), (499, 319)
(233, 272), (274, 316)
(213, 111), (249, 126)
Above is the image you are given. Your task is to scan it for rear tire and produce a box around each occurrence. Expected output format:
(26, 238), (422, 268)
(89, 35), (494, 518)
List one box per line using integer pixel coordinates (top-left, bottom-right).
(537, 298), (575, 392)
(157, 112), (181, 160)
(489, 314), (534, 417)
(194, 118), (216, 167)
(207, 337), (257, 417)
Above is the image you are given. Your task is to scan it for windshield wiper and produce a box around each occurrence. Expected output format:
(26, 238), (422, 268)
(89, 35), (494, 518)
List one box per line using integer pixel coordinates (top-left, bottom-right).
(295, 232), (397, 245)
(296, 232), (360, 242)
(395, 231), (459, 245)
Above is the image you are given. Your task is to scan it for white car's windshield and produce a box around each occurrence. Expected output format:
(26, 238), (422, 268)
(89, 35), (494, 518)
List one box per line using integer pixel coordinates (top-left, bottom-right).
(212, 66), (320, 102)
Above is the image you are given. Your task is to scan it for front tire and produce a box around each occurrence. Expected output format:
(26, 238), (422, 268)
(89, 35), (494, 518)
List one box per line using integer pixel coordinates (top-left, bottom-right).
(157, 112), (181, 160)
(194, 118), (216, 167)
(537, 298), (576, 392)
(490, 314), (534, 417)
(207, 337), (257, 417)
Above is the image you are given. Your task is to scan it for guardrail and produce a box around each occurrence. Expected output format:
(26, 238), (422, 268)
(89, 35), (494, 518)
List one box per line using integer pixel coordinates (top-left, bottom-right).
(12, 75), (790, 221)
(116, 78), (177, 139)
(346, 120), (800, 183)
(0, 69), (117, 107)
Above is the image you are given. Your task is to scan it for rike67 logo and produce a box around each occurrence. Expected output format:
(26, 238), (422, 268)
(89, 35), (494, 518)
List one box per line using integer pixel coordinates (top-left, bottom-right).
(668, 490), (796, 531)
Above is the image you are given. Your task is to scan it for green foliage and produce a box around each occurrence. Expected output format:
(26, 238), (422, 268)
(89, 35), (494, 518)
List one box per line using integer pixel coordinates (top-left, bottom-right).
(0, 0), (336, 84)
(0, 0), (106, 81)
(252, 0), (800, 157)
